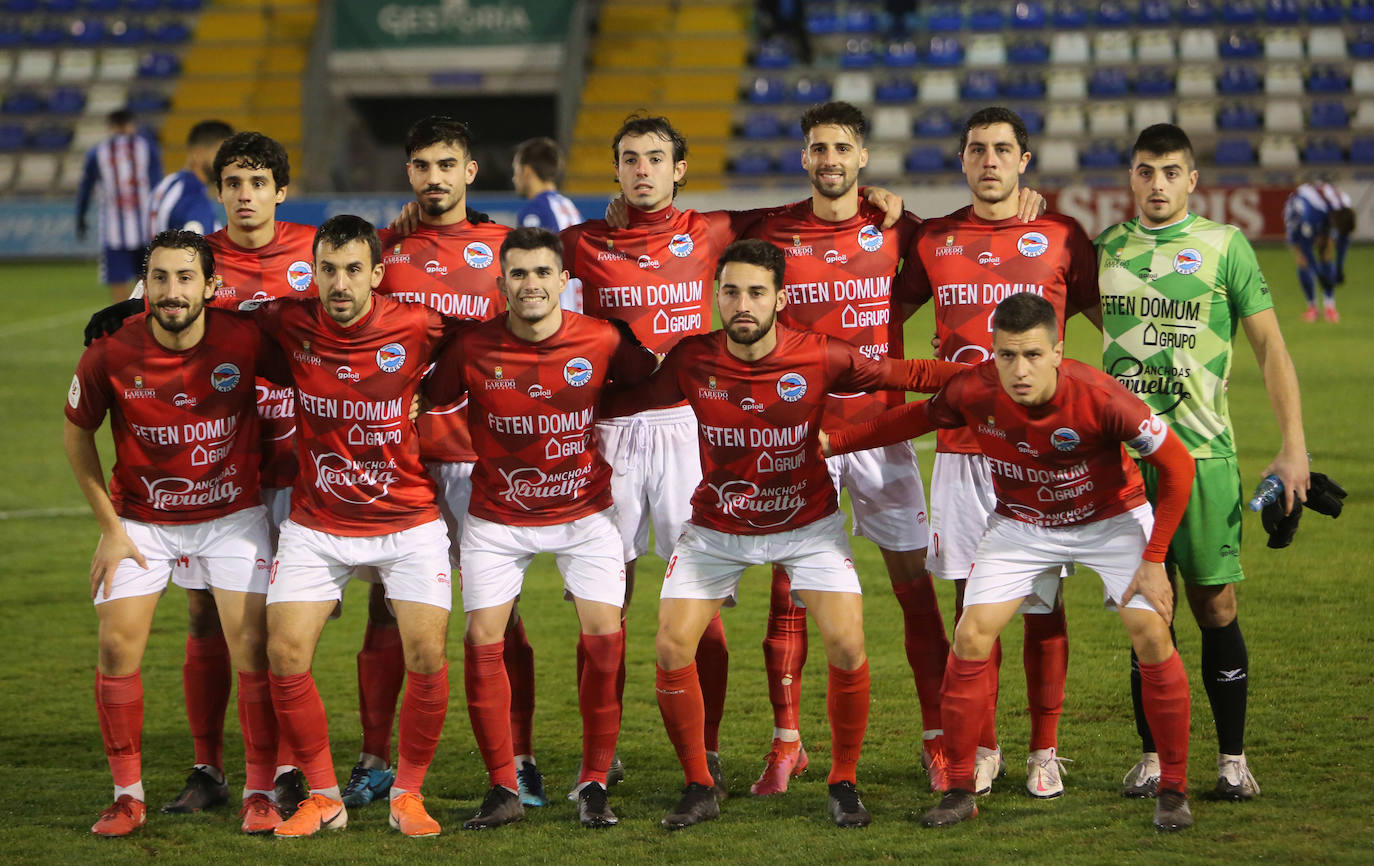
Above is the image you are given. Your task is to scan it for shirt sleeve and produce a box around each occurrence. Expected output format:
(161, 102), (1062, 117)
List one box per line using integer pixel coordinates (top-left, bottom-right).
(1223, 229), (1276, 319)
(65, 342), (112, 429)
(601, 343), (685, 417)
(827, 399), (937, 455)
(1139, 429), (1195, 562)
(827, 338), (963, 393)
(1064, 219), (1102, 317)
(892, 232), (932, 307)
(606, 318), (659, 386)
(422, 332), (470, 406)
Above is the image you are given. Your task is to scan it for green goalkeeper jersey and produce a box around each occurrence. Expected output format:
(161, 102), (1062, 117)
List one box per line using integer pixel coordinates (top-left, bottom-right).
(1095, 213), (1273, 458)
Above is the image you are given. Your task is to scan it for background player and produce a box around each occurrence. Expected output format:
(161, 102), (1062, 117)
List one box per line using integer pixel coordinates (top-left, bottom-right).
(1097, 123), (1310, 802)
(513, 137), (583, 231)
(76, 108), (162, 303)
(825, 291), (1197, 832)
(895, 107), (1101, 798)
(1282, 178), (1355, 323)
(426, 227), (657, 830)
(66, 231), (283, 836)
(149, 120), (234, 235)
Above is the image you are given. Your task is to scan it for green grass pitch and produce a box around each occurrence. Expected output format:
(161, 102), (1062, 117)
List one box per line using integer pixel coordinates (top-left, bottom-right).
(0, 247), (1370, 864)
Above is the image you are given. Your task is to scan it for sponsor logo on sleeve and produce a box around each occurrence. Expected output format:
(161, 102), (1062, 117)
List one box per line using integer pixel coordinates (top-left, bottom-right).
(564, 357), (593, 386)
(1050, 427), (1080, 451)
(463, 242), (494, 269)
(1126, 414), (1169, 455)
(1173, 248), (1202, 275)
(211, 363), (241, 392)
(857, 224), (883, 252)
(776, 372), (807, 402)
(1017, 232), (1049, 257)
(68, 375), (81, 409)
(377, 342), (407, 373)
(669, 233), (694, 257)
(287, 260), (314, 292)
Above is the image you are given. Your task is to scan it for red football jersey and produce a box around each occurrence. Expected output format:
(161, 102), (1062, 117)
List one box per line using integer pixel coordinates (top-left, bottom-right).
(207, 221), (318, 488)
(748, 199), (921, 427)
(894, 207), (1099, 453)
(424, 312), (657, 526)
(562, 205), (762, 354)
(606, 324), (954, 535)
(66, 310), (264, 524)
(250, 294), (457, 536)
(377, 221), (510, 463)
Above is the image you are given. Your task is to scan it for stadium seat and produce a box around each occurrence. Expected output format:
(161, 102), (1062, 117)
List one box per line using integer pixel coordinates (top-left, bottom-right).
(138, 52), (180, 78)
(1089, 67), (1130, 97)
(1356, 0), (1374, 22)
(0, 124), (24, 151)
(1258, 134), (1299, 167)
(740, 112), (781, 140)
(1218, 102), (1262, 129)
(2, 89), (43, 114)
(793, 77), (833, 103)
(866, 146), (903, 177)
(754, 39), (793, 69)
(1222, 0), (1259, 24)
(1052, 1), (1088, 28)
(871, 106), (912, 141)
(961, 70), (999, 101)
(1353, 99), (1374, 128)
(748, 75), (787, 104)
(48, 86), (85, 113)
(28, 123), (72, 150)
(1017, 105), (1045, 133)
(1045, 104), (1086, 137)
(1213, 137), (1256, 164)
(1135, 67), (1175, 95)
(127, 0), (165, 11)
(1179, 30), (1219, 62)
(1050, 32), (1090, 65)
(1036, 140), (1078, 172)
(874, 75), (916, 102)
(0, 153), (15, 189)
(72, 116), (105, 149)
(917, 70), (958, 103)
(14, 153), (58, 192)
(905, 146), (947, 173)
(883, 40), (918, 67)
(1002, 71), (1046, 99)
(730, 151), (774, 175)
(96, 48), (138, 81)
(83, 82), (126, 116)
(1008, 37), (1050, 64)
(1218, 65), (1262, 94)
(964, 5), (998, 30)
(806, 9), (840, 35)
(14, 50), (55, 82)
(1047, 69), (1087, 100)
(1354, 63), (1374, 95)
(1178, 101), (1219, 135)
(1302, 137), (1344, 164)
(1265, 64), (1303, 95)
(1308, 0), (1343, 23)
(56, 151), (83, 191)
(0, 51), (11, 80)
(1264, 99), (1304, 132)
(833, 71), (875, 104)
(1308, 100), (1349, 129)
(1264, 29), (1304, 61)
(1095, 0), (1132, 26)
(1012, 1), (1047, 29)
(914, 108), (955, 137)
(1219, 31), (1262, 59)
(56, 48), (97, 82)
(1132, 100), (1172, 130)
(85, 0), (120, 10)
(926, 35), (964, 66)
(1177, 66), (1218, 96)
(1178, 0), (1216, 23)
(28, 23), (65, 46)
(1094, 31), (1132, 64)
(1264, 0), (1301, 24)
(842, 6), (877, 34)
(1138, 0), (1172, 25)
(966, 34), (1006, 67)
(1137, 32), (1175, 64)
(926, 4), (963, 32)
(109, 21), (151, 46)
(69, 17), (106, 46)
(1350, 135), (1374, 162)
(1088, 102), (1129, 136)
(1080, 140), (1124, 168)
(1307, 66), (1349, 93)
(1307, 27), (1348, 61)
(841, 38), (877, 69)
(45, 0), (80, 12)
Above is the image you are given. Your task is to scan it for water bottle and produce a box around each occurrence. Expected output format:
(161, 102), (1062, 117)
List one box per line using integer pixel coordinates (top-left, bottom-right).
(1248, 474), (1283, 511)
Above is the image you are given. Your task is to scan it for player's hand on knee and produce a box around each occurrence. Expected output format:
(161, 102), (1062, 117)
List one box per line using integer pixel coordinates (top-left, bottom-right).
(863, 186), (904, 228)
(90, 530), (147, 600)
(1123, 560), (1172, 624)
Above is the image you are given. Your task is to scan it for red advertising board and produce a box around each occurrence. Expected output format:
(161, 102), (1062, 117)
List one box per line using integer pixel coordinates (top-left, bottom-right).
(1043, 185), (1290, 241)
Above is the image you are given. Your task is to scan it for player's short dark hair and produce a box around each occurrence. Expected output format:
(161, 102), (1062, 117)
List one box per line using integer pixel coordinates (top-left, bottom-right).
(404, 115), (474, 159)
(212, 131), (290, 190)
(1131, 123), (1195, 170)
(313, 214), (381, 267)
(1330, 206), (1356, 236)
(187, 120), (233, 149)
(611, 113), (688, 165)
(715, 239), (785, 291)
(107, 108), (133, 127)
(799, 101), (870, 143)
(144, 230), (215, 281)
(959, 106), (1030, 155)
(992, 292), (1058, 337)
(513, 136), (565, 183)
(499, 226), (563, 268)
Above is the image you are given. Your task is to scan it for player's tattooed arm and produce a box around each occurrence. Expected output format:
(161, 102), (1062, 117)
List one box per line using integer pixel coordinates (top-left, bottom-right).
(64, 420), (147, 599)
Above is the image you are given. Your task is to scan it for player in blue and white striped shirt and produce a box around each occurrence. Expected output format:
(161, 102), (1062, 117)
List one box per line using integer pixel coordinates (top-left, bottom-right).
(513, 137), (583, 231)
(1283, 179), (1355, 323)
(76, 109), (163, 302)
(149, 120), (234, 237)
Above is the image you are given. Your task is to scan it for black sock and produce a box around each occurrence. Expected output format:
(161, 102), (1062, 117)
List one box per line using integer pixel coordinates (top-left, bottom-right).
(1129, 623), (1177, 753)
(1201, 617), (1248, 756)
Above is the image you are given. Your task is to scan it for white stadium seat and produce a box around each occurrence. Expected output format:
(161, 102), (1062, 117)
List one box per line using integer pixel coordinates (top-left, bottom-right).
(1177, 102), (1218, 136)
(57, 154), (87, 193)
(97, 49), (138, 82)
(1258, 135), (1300, 168)
(56, 49), (97, 83)
(1179, 31), (1218, 62)
(1088, 102), (1129, 136)
(1136, 32), (1175, 64)
(870, 106), (912, 142)
(14, 50), (55, 83)
(0, 154), (16, 191)
(84, 83), (128, 116)
(1352, 62), (1374, 95)
(1264, 99), (1304, 132)
(1093, 31), (1132, 64)
(1177, 66), (1217, 98)
(1045, 105), (1085, 138)
(1047, 69), (1087, 100)
(966, 34), (1007, 67)
(833, 71), (875, 105)
(1050, 32), (1090, 65)
(14, 154), (59, 193)
(1132, 100), (1173, 131)
(1264, 29), (1304, 62)
(1307, 27), (1348, 61)
(1352, 99), (1374, 129)
(1035, 140), (1078, 173)
(917, 70), (958, 104)
(866, 146), (904, 178)
(1265, 64), (1304, 96)
(73, 118), (108, 150)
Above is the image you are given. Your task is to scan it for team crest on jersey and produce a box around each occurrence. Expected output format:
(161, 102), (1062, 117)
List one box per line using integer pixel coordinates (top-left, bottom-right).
(857, 224), (883, 252)
(1050, 427), (1080, 451)
(776, 371), (807, 402)
(287, 260), (313, 292)
(709, 376), (717, 388)
(1173, 248), (1203, 275)
(669, 233), (694, 257)
(494, 365), (504, 378)
(135, 376), (144, 389)
(463, 242), (494, 269)
(211, 363), (241, 392)
(68, 375), (81, 409)
(377, 343), (406, 373)
(564, 357), (593, 387)
(1017, 232), (1049, 257)
(214, 274), (224, 289)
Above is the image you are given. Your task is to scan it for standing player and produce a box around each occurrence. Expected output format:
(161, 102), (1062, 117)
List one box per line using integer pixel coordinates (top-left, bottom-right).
(825, 292), (1198, 832)
(1097, 123), (1310, 802)
(1282, 179), (1355, 323)
(894, 107), (1101, 798)
(76, 108), (162, 302)
(149, 120), (234, 235)
(513, 137), (583, 231)
(605, 239), (958, 829)
(425, 227), (658, 829)
(66, 231), (283, 836)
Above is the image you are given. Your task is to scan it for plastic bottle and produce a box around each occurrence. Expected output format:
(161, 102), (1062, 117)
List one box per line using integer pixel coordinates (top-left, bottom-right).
(1248, 474), (1283, 511)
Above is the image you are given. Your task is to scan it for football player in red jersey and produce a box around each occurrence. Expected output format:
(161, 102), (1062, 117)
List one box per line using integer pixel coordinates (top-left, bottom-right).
(825, 292), (1196, 832)
(426, 227), (657, 829)
(894, 107), (1102, 798)
(604, 239), (958, 830)
(66, 231), (285, 836)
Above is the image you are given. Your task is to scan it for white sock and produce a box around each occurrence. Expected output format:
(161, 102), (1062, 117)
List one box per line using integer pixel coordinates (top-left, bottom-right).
(314, 786), (341, 801)
(773, 727), (800, 743)
(514, 753), (535, 768)
(923, 729), (943, 741)
(274, 764), (297, 779)
(114, 781), (145, 802)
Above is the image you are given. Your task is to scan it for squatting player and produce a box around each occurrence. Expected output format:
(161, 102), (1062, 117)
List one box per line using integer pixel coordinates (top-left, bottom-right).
(825, 292), (1198, 832)
(1097, 124), (1310, 802)
(1282, 178), (1354, 323)
(895, 107), (1101, 798)
(604, 239), (957, 830)
(425, 228), (658, 830)
(67, 231), (284, 836)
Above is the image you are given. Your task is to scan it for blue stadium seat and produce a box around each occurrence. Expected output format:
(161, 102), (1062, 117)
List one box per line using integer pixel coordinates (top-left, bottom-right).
(1218, 103), (1261, 129)
(1137, 0), (1172, 25)
(48, 87), (86, 113)
(905, 146), (947, 173)
(1307, 0), (1342, 23)
(0, 124), (25, 151)
(1095, 0), (1132, 26)
(1013, 1), (1047, 29)
(914, 108), (955, 136)
(741, 112), (782, 140)
(1222, 0), (1259, 24)
(127, 0), (165, 11)
(166, 0), (207, 10)
(1008, 37), (1050, 64)
(2, 0), (38, 12)
(961, 70), (999, 100)
(1309, 100), (1349, 129)
(1350, 27), (1374, 58)
(137, 52), (179, 78)
(806, 10), (840, 35)
(85, 0), (120, 11)
(883, 40), (918, 67)
(0, 22), (23, 48)
(926, 35), (963, 65)
(28, 124), (73, 150)
(110, 21), (151, 45)
(792, 77), (832, 103)
(1080, 140), (1124, 168)
(1351, 136), (1374, 163)
(28, 23), (65, 45)
(841, 38), (877, 69)
(730, 152), (775, 175)
(748, 76), (787, 104)
(1135, 67), (1175, 95)
(1214, 138), (1256, 164)
(1178, 0), (1217, 24)
(1307, 66), (1349, 93)
(968, 5), (1004, 30)
(42, 0), (79, 11)
(2, 90), (44, 114)
(1089, 68), (1130, 97)
(1219, 31), (1261, 58)
(1017, 106), (1045, 133)
(1003, 71), (1046, 99)
(126, 88), (169, 112)
(70, 18), (106, 45)
(1264, 0), (1301, 23)
(927, 4), (963, 32)
(1218, 65), (1262, 93)
(1052, 1), (1088, 28)
(754, 39), (793, 69)
(1303, 138), (1344, 163)
(875, 76), (917, 102)
(842, 6), (878, 34)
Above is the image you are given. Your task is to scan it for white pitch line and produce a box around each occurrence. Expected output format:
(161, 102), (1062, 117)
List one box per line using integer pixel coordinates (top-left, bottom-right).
(0, 309), (91, 340)
(0, 506), (89, 520)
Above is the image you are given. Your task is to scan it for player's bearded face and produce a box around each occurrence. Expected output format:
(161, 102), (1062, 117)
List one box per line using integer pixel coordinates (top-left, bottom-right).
(802, 124), (867, 200)
(718, 262), (784, 346)
(961, 123), (1031, 205)
(500, 247), (567, 325)
(993, 324), (1063, 406)
(1129, 152), (1198, 228)
(144, 246), (214, 334)
(315, 239), (382, 327)
(616, 132), (686, 213)
(408, 142), (476, 219)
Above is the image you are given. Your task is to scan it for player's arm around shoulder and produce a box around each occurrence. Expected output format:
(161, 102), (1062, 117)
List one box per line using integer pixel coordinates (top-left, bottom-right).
(603, 316), (659, 386)
(599, 336), (687, 418)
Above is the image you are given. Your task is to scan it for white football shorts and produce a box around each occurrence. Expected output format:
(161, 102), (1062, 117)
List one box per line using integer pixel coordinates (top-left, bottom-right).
(425, 459), (475, 568)
(827, 441), (928, 551)
(597, 405), (700, 561)
(95, 505), (272, 605)
(459, 508), (626, 611)
(267, 518), (452, 611)
(963, 504), (1158, 615)
(174, 487), (291, 591)
(660, 510), (860, 607)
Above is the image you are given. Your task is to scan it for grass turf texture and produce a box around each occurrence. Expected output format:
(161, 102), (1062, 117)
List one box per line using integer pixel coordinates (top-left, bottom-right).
(0, 249), (1370, 865)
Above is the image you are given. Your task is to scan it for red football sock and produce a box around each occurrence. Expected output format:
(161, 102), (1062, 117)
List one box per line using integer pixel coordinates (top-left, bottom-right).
(655, 662), (713, 787)
(578, 632), (624, 784)
(892, 576), (949, 732)
(696, 613), (729, 752)
(615, 622), (627, 713)
(762, 564), (808, 731)
(1023, 606), (1069, 752)
(395, 665), (449, 793)
(183, 634), (230, 770)
(268, 671), (336, 792)
(979, 637), (1002, 750)
(356, 622), (405, 762)
(826, 661), (870, 784)
(465, 640), (517, 790)
(1138, 650), (1191, 794)
(96, 670), (143, 788)
(236, 670), (279, 792)
(504, 618), (536, 757)
(940, 653), (994, 791)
